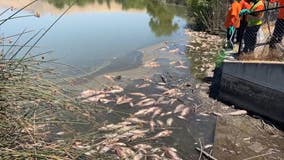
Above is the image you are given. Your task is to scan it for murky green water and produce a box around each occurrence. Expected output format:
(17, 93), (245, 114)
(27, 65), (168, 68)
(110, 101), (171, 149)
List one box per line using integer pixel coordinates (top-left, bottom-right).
(0, 0), (188, 74)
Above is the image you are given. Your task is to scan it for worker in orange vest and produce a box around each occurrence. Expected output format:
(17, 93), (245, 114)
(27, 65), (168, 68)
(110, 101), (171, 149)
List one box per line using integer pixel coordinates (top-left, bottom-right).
(240, 0), (265, 53)
(269, 0), (284, 49)
(224, 0), (242, 49)
(236, 0), (251, 43)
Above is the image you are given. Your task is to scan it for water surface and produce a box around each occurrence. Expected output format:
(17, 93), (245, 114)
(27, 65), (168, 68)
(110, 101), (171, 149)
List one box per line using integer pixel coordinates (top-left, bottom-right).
(0, 0), (188, 74)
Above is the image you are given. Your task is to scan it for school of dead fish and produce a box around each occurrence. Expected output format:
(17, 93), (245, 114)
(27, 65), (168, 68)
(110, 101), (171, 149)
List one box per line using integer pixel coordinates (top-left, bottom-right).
(77, 46), (200, 159)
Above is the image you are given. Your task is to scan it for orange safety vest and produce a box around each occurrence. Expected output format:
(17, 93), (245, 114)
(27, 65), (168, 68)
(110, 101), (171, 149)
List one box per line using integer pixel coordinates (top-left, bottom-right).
(248, 0), (265, 26)
(224, 1), (241, 28)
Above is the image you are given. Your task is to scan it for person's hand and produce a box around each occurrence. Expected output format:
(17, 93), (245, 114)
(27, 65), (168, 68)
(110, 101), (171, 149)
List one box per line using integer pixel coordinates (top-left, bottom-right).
(239, 9), (251, 16)
(229, 26), (235, 35)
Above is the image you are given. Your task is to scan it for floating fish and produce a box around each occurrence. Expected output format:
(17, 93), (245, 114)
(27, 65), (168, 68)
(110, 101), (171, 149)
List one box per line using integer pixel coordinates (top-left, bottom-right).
(163, 147), (182, 160)
(175, 65), (188, 69)
(136, 83), (151, 89)
(99, 98), (113, 104)
(156, 85), (169, 91)
(144, 61), (160, 68)
(103, 75), (114, 81)
(151, 108), (162, 118)
(116, 95), (133, 105)
(136, 98), (156, 107)
(174, 104), (186, 113)
(126, 117), (147, 124)
(150, 130), (173, 139)
(129, 92), (146, 97)
(156, 120), (164, 127)
(150, 120), (155, 132)
(134, 107), (159, 116)
(80, 89), (97, 98)
(166, 118), (174, 127)
(180, 108), (190, 117)
(107, 85), (124, 94)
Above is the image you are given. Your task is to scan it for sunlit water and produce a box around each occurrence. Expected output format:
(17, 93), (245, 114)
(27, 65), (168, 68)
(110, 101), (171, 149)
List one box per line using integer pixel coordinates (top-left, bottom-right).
(0, 0), (188, 75)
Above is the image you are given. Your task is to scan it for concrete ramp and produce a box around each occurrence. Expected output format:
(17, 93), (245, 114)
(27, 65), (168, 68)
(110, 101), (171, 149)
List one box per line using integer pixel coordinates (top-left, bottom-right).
(216, 60), (284, 124)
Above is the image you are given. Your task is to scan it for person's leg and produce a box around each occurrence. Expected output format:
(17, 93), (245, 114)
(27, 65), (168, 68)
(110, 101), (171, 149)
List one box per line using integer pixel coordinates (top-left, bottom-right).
(243, 25), (260, 53)
(237, 19), (247, 43)
(226, 28), (233, 49)
(249, 25), (261, 52)
(243, 26), (253, 53)
(270, 19), (284, 48)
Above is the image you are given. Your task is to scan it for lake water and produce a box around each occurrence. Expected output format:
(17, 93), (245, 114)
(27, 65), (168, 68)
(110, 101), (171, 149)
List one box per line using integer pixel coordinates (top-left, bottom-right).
(0, 0), (188, 74)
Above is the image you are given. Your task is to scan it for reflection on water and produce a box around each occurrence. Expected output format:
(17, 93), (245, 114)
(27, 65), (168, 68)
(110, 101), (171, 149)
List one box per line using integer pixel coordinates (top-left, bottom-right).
(0, 0), (187, 74)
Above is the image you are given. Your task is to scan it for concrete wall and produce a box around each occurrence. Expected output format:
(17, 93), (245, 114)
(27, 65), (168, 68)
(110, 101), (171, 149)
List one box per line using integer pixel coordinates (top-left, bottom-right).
(217, 60), (284, 124)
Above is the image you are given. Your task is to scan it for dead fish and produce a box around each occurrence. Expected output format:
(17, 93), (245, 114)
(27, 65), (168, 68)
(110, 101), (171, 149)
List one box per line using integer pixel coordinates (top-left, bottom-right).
(157, 96), (165, 103)
(163, 147), (182, 160)
(174, 104), (186, 113)
(166, 118), (174, 126)
(86, 93), (109, 102)
(134, 153), (144, 160)
(103, 74), (114, 81)
(80, 89), (97, 98)
(151, 108), (162, 118)
(150, 120), (155, 132)
(177, 115), (187, 120)
(144, 61), (160, 68)
(136, 83), (151, 89)
(99, 98), (113, 104)
(226, 110), (247, 116)
(156, 85), (169, 91)
(126, 117), (147, 124)
(129, 92), (146, 97)
(180, 108), (190, 117)
(169, 48), (179, 54)
(150, 130), (173, 139)
(116, 95), (133, 105)
(156, 120), (164, 127)
(136, 98), (156, 107)
(56, 132), (65, 136)
(163, 89), (182, 97)
(134, 107), (159, 116)
(169, 98), (177, 105)
(133, 144), (152, 150)
(175, 65), (188, 69)
(107, 85), (124, 94)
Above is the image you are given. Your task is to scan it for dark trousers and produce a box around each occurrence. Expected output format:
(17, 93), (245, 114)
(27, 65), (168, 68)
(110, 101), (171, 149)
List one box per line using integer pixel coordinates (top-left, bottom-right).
(237, 19), (248, 43)
(270, 19), (284, 48)
(243, 25), (261, 53)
